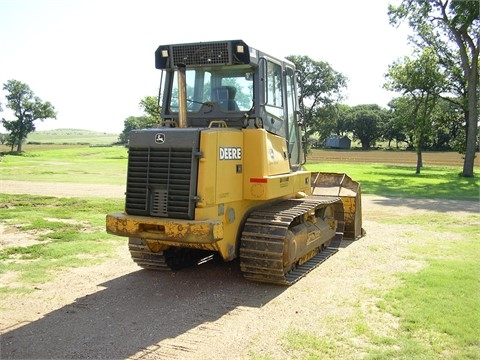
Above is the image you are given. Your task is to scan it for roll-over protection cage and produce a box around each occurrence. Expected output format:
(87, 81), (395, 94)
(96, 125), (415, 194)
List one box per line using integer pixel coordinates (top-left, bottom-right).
(155, 40), (253, 69)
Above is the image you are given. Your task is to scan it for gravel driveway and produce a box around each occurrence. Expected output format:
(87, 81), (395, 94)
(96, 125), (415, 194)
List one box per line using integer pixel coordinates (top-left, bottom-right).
(0, 181), (477, 359)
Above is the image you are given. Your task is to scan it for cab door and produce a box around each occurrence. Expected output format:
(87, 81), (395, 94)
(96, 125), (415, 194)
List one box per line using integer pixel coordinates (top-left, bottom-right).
(284, 65), (303, 171)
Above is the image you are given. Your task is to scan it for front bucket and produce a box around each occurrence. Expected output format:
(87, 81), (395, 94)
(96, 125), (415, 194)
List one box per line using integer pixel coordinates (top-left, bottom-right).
(311, 172), (364, 240)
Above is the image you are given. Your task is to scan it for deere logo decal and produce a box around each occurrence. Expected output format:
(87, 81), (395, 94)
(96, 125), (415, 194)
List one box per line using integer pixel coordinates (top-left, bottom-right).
(219, 147), (242, 160)
(155, 133), (165, 144)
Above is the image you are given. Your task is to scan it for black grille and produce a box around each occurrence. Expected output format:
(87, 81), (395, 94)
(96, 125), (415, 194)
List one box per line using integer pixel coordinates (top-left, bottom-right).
(171, 42), (230, 66)
(125, 147), (195, 219)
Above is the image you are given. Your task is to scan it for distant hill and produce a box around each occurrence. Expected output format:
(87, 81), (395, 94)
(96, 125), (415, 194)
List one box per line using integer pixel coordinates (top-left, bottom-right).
(26, 129), (120, 145)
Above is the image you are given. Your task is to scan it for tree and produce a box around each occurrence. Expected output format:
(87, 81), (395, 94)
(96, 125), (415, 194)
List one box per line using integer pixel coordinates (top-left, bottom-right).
(430, 97), (464, 150)
(334, 104), (353, 137)
(0, 102), (5, 147)
(118, 116), (156, 143)
(2, 80), (56, 152)
(346, 104), (387, 150)
(384, 99), (409, 149)
(389, 0), (479, 177)
(139, 95), (161, 119)
(312, 104), (346, 145)
(118, 96), (161, 143)
(387, 97), (416, 149)
(286, 55), (347, 142)
(385, 48), (445, 173)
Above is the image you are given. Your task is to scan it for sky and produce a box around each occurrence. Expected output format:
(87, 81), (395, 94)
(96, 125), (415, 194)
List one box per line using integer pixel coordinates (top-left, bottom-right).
(0, 0), (412, 134)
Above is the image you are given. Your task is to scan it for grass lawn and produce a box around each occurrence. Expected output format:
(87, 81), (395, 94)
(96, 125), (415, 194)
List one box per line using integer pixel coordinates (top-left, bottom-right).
(307, 162), (479, 201)
(0, 145), (128, 185)
(1, 146), (478, 200)
(0, 195), (124, 291)
(25, 129), (119, 145)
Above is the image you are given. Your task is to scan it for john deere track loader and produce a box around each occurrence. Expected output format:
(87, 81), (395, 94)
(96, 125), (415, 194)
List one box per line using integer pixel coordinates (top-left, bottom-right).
(106, 40), (363, 285)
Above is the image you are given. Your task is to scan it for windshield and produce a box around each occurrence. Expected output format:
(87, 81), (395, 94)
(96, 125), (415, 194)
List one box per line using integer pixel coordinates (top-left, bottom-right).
(169, 67), (254, 112)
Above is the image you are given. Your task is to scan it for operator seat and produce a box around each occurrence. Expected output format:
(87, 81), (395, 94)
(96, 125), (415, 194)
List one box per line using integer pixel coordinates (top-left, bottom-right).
(213, 86), (239, 111)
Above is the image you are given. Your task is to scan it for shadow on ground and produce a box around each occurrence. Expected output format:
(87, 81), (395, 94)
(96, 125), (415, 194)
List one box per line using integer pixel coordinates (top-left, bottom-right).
(367, 196), (479, 214)
(1, 259), (285, 359)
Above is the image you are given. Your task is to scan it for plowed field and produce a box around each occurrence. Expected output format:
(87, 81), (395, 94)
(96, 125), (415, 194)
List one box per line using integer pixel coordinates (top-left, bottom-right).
(307, 149), (479, 167)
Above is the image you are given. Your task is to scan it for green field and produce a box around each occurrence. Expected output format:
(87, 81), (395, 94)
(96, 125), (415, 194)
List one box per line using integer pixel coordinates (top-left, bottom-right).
(0, 145), (128, 185)
(25, 128), (120, 145)
(306, 162), (479, 201)
(1, 144), (478, 200)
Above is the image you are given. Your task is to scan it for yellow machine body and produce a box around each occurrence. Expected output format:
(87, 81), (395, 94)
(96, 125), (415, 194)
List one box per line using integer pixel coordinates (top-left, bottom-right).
(107, 128), (313, 261)
(106, 39), (363, 285)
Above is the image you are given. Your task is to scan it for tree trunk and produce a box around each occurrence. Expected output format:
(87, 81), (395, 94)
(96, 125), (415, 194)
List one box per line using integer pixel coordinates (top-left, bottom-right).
(462, 71), (478, 177)
(17, 119), (25, 152)
(414, 101), (425, 174)
(361, 139), (369, 150)
(416, 148), (422, 174)
(452, 19), (479, 178)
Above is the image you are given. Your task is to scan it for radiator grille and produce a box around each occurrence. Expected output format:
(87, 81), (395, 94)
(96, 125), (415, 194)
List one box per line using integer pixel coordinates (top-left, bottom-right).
(171, 42), (230, 66)
(125, 147), (195, 219)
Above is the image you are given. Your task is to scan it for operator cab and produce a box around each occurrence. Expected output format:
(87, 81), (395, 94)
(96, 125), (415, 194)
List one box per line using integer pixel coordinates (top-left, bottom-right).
(159, 62), (254, 129)
(169, 66), (253, 114)
(155, 40), (304, 170)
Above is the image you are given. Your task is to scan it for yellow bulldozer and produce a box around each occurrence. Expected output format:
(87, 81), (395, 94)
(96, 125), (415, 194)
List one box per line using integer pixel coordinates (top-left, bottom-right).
(106, 40), (363, 285)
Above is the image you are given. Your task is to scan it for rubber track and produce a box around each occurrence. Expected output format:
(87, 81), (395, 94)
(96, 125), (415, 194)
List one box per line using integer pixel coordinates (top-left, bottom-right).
(128, 237), (170, 270)
(239, 196), (344, 285)
(129, 238), (215, 271)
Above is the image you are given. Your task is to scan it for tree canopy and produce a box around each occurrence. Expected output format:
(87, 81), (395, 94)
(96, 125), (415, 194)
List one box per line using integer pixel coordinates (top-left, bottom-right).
(118, 95), (160, 143)
(2, 80), (56, 152)
(385, 47), (445, 173)
(388, 0), (479, 177)
(345, 104), (388, 150)
(286, 55), (347, 143)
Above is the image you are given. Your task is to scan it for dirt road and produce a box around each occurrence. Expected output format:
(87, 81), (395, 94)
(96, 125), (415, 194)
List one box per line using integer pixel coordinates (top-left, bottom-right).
(0, 182), (478, 359)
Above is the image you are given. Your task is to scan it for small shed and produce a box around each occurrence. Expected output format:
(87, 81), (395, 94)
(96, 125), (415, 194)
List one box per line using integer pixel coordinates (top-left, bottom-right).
(325, 135), (351, 149)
